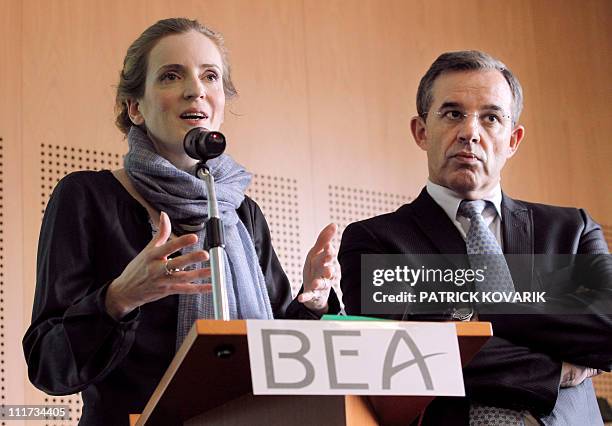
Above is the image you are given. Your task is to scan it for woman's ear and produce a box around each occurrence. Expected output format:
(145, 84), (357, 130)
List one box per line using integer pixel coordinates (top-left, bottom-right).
(126, 99), (144, 125)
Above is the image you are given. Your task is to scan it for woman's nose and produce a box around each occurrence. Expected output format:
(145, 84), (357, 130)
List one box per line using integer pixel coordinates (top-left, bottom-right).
(183, 76), (206, 99)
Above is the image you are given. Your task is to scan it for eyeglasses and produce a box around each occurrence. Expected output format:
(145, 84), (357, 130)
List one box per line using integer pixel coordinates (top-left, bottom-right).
(423, 109), (513, 129)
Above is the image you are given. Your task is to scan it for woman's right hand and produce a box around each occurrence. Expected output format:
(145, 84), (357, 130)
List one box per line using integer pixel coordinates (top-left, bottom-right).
(105, 211), (211, 320)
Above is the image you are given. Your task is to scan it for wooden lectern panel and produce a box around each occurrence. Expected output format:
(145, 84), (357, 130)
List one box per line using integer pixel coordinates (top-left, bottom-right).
(183, 393), (377, 426)
(136, 321), (251, 425)
(134, 320), (491, 426)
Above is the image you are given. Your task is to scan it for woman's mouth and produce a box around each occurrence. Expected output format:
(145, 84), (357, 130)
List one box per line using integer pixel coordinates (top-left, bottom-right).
(180, 111), (209, 124)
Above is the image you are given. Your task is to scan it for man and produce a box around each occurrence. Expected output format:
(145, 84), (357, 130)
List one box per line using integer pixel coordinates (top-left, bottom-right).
(339, 51), (612, 425)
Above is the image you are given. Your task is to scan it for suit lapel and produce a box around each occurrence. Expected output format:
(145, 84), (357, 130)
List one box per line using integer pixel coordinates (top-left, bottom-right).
(409, 189), (469, 268)
(501, 194), (534, 292)
(407, 189), (535, 287)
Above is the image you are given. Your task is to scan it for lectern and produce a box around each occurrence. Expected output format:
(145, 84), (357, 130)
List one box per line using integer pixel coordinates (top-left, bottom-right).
(131, 320), (491, 426)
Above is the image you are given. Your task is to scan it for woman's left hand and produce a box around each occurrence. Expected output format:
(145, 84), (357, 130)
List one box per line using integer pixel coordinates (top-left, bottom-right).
(299, 223), (339, 314)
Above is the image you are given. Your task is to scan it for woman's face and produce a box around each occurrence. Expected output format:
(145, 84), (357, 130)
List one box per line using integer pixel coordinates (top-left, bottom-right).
(128, 30), (226, 168)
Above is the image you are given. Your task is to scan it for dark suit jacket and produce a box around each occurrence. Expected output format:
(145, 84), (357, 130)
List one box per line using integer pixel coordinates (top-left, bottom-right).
(339, 188), (612, 425)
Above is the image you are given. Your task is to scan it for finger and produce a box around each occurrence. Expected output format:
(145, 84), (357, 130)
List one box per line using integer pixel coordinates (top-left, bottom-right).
(151, 211), (172, 248)
(151, 233), (199, 259)
(311, 276), (334, 291)
(587, 368), (601, 378)
(168, 250), (210, 270)
(170, 283), (213, 295)
(303, 277), (332, 298)
(323, 241), (337, 256)
(298, 283), (330, 303)
(309, 243), (335, 267)
(307, 262), (336, 284)
(319, 250), (336, 267)
(298, 291), (316, 303)
(307, 223), (338, 257)
(165, 267), (212, 282)
(298, 289), (325, 303)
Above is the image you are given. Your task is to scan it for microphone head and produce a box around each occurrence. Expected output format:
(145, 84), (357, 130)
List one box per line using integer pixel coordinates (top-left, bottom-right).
(183, 127), (226, 161)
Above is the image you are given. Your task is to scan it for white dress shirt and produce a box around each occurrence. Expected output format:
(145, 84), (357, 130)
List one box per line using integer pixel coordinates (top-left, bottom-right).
(426, 180), (504, 247)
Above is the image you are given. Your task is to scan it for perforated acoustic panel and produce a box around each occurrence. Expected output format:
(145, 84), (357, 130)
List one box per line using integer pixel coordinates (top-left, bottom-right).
(328, 184), (413, 247)
(245, 174), (302, 295)
(41, 145), (122, 213)
(328, 185), (414, 302)
(38, 144), (122, 426)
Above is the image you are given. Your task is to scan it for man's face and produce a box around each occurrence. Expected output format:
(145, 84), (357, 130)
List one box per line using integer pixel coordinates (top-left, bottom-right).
(411, 70), (524, 199)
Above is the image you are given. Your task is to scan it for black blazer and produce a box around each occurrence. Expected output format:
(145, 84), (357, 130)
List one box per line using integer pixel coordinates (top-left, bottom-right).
(339, 188), (612, 425)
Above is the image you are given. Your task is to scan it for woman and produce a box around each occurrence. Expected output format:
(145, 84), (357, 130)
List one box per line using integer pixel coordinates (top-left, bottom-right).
(23, 18), (339, 426)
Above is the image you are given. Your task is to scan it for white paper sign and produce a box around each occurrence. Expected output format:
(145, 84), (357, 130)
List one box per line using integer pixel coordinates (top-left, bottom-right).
(246, 320), (464, 396)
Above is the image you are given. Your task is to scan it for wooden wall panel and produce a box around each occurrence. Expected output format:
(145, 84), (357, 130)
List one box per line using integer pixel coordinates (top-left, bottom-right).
(303, 0), (428, 225)
(2, 0), (610, 419)
(301, 0), (612, 222)
(509, 0), (612, 224)
(0, 0), (26, 415)
(194, 0), (318, 253)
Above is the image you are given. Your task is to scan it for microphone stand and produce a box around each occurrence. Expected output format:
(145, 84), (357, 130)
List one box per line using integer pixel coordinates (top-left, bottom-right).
(195, 161), (230, 321)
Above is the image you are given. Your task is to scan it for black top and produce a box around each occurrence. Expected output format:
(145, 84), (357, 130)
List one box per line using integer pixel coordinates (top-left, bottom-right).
(23, 170), (339, 425)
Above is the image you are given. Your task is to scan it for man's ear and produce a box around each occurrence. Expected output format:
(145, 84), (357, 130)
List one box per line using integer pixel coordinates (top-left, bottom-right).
(127, 99), (144, 126)
(410, 116), (428, 151)
(507, 124), (525, 158)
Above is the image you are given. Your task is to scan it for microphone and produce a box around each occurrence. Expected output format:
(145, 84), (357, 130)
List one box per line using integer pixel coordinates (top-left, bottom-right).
(183, 127), (230, 319)
(183, 127), (226, 161)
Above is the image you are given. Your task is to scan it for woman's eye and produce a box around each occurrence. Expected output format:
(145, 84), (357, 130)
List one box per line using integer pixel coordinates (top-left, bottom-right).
(160, 72), (179, 82)
(204, 71), (219, 82)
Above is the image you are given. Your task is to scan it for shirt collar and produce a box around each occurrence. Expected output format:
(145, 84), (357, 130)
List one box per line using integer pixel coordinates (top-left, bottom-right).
(425, 180), (503, 221)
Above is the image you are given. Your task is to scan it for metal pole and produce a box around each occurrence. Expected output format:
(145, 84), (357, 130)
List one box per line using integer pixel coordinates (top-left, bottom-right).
(197, 164), (230, 320)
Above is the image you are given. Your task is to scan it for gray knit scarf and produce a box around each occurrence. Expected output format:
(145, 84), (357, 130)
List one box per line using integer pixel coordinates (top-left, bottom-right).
(124, 126), (273, 348)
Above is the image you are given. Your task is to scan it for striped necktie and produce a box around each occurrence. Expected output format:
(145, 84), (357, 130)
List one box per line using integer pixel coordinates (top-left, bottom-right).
(459, 200), (524, 425)
(458, 200), (515, 294)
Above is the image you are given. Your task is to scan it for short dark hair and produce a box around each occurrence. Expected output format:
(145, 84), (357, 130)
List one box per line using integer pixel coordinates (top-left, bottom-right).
(416, 50), (523, 124)
(114, 18), (237, 136)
